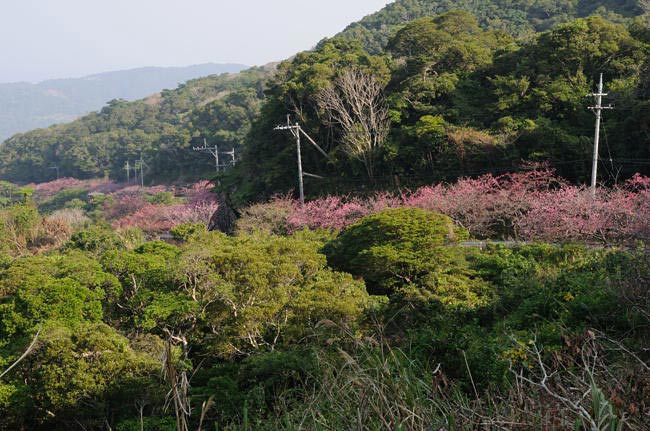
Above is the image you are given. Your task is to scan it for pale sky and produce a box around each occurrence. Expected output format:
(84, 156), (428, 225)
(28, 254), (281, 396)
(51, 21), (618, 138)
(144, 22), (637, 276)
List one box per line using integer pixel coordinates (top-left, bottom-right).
(0, 0), (393, 83)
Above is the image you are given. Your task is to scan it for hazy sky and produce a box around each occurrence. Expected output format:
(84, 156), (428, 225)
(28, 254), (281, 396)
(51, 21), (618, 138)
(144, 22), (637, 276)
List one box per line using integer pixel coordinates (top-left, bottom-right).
(0, 0), (392, 83)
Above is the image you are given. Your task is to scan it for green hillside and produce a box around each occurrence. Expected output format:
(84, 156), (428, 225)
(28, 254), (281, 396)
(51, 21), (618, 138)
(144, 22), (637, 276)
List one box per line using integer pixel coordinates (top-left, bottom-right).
(0, 67), (273, 183)
(0, 3), (649, 429)
(226, 11), (649, 202)
(0, 63), (247, 142)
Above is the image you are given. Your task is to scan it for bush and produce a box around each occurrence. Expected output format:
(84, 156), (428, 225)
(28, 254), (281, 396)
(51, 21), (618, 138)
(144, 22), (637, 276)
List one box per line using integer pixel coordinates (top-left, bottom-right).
(325, 208), (480, 303)
(66, 226), (125, 253)
(235, 196), (296, 235)
(145, 191), (175, 205)
(38, 188), (89, 214)
(170, 222), (206, 241)
(176, 231), (370, 356)
(49, 208), (90, 229)
(0, 203), (40, 254)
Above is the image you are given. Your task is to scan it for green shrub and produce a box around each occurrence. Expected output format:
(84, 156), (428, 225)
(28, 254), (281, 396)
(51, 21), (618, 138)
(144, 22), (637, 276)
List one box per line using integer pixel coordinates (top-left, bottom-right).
(324, 208), (486, 309)
(169, 222), (205, 241)
(66, 225), (125, 253)
(146, 191), (175, 205)
(38, 188), (89, 214)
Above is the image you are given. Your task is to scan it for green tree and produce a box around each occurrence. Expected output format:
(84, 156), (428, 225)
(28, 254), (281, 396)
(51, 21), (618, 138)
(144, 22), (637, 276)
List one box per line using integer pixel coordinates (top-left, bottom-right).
(176, 231), (370, 357)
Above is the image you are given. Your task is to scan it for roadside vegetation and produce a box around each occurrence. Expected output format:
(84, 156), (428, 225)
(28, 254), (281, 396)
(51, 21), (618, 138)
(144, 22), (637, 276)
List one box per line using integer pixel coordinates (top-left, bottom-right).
(0, 170), (648, 430)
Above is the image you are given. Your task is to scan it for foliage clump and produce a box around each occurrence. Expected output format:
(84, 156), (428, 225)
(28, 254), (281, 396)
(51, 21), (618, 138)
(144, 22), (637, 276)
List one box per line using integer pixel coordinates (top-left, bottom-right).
(325, 208), (490, 311)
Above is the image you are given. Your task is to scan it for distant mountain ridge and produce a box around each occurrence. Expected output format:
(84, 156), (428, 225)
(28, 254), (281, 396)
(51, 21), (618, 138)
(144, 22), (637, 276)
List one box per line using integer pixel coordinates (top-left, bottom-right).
(0, 63), (247, 141)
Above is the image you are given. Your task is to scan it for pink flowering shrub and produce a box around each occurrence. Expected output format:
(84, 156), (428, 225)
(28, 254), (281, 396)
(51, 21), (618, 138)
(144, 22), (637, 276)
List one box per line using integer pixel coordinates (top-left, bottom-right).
(287, 196), (370, 232)
(102, 193), (148, 220)
(32, 178), (89, 200)
(101, 181), (217, 223)
(517, 181), (650, 244)
(112, 197), (218, 235)
(182, 181), (217, 205)
(31, 178), (118, 200)
(281, 170), (648, 244)
(621, 175), (650, 239)
(27, 174), (650, 244)
(113, 204), (177, 233)
(284, 192), (402, 232)
(166, 201), (219, 226)
(402, 169), (562, 238)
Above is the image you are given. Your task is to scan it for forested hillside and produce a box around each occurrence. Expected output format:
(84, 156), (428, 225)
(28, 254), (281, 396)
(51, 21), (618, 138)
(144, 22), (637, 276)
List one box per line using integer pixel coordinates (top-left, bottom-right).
(1, 1), (648, 198)
(227, 12), (649, 202)
(0, 63), (247, 142)
(0, 67), (273, 183)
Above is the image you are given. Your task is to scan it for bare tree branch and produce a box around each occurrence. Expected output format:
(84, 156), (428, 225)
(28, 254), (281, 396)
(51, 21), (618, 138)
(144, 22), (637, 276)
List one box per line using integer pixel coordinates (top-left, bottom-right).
(316, 68), (390, 179)
(0, 323), (42, 380)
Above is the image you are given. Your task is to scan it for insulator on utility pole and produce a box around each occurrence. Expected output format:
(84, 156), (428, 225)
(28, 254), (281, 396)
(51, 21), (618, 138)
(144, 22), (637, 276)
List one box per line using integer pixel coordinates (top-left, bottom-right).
(588, 73), (613, 198)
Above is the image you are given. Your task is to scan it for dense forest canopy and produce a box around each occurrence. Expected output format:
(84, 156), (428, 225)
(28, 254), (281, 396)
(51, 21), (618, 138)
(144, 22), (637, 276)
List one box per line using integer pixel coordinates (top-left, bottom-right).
(337, 0), (646, 53)
(226, 12), (649, 203)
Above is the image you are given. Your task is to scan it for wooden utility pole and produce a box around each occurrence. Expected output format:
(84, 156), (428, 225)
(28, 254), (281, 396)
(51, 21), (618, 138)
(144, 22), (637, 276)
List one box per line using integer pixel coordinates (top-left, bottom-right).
(588, 73), (613, 197)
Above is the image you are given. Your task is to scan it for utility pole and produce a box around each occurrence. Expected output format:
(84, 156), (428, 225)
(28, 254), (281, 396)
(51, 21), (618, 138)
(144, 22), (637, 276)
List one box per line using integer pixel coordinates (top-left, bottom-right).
(588, 73), (613, 197)
(134, 159), (142, 188)
(193, 138), (223, 172)
(124, 160), (130, 183)
(135, 155), (148, 188)
(274, 116), (330, 205)
(223, 148), (236, 167)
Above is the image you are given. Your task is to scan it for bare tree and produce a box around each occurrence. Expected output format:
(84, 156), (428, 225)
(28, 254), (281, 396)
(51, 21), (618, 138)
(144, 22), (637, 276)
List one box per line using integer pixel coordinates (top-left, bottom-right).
(316, 68), (390, 180)
(162, 330), (191, 431)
